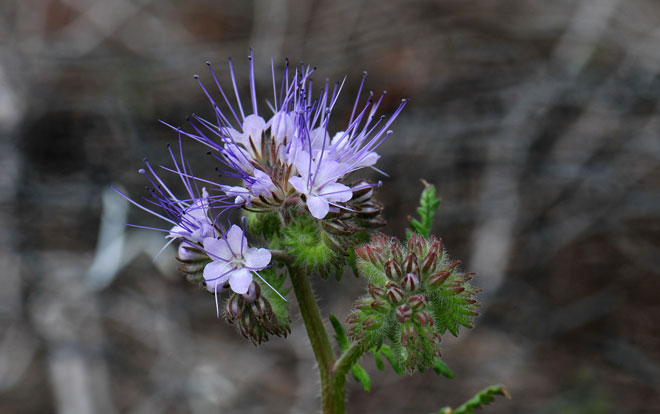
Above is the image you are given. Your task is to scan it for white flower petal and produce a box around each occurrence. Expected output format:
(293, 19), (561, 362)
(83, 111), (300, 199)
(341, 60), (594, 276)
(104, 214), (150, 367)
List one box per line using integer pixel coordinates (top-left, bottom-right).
(288, 176), (308, 195)
(320, 182), (353, 202)
(203, 237), (232, 262)
(229, 268), (253, 294)
(203, 261), (232, 292)
(307, 195), (330, 219)
(293, 150), (312, 178)
(245, 248), (271, 269)
(226, 225), (247, 256)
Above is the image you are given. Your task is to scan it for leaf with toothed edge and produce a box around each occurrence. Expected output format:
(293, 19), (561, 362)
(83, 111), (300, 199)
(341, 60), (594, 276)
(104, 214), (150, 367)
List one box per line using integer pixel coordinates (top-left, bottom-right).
(438, 385), (510, 414)
(409, 180), (441, 239)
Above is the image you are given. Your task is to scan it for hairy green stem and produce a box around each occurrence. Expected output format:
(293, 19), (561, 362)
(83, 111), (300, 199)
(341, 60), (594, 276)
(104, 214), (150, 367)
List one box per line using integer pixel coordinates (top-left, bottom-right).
(288, 264), (339, 413)
(333, 342), (365, 379)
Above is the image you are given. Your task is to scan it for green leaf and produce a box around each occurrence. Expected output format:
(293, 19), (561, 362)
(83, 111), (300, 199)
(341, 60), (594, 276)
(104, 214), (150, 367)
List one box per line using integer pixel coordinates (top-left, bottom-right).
(351, 363), (371, 391)
(432, 358), (454, 379)
(329, 314), (350, 351)
(256, 267), (290, 326)
(371, 345), (404, 375)
(441, 385), (510, 414)
(409, 180), (441, 238)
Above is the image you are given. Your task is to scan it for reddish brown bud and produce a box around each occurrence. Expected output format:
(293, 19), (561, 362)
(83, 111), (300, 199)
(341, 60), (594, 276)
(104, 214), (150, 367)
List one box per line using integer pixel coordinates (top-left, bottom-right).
(408, 295), (428, 310)
(428, 271), (450, 287)
(368, 283), (386, 299)
(355, 246), (369, 261)
(401, 272), (419, 292)
(387, 285), (405, 304)
(449, 286), (465, 294)
(384, 259), (402, 280)
(396, 304), (412, 323)
(370, 300), (390, 313)
(415, 311), (434, 326)
(444, 260), (461, 271)
(366, 246), (379, 264)
(421, 250), (437, 273)
(403, 253), (419, 274)
(408, 234), (417, 252)
(362, 317), (377, 329)
(392, 244), (403, 264)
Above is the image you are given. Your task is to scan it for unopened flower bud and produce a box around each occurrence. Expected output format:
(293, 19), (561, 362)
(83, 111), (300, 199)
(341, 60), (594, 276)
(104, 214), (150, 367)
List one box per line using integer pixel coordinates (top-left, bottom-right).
(408, 295), (428, 310)
(403, 253), (419, 274)
(421, 250), (437, 273)
(386, 284), (405, 304)
(356, 201), (383, 218)
(368, 283), (386, 299)
(242, 281), (261, 302)
(392, 244), (403, 264)
(226, 294), (244, 322)
(355, 246), (369, 261)
(428, 271), (450, 287)
(415, 311), (434, 326)
(371, 300), (390, 313)
(384, 259), (402, 280)
(401, 272), (419, 291)
(177, 243), (207, 262)
(396, 304), (412, 323)
(444, 260), (461, 271)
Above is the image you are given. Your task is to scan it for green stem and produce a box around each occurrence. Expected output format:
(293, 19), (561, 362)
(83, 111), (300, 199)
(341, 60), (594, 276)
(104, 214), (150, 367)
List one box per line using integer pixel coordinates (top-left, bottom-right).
(288, 264), (339, 413)
(333, 342), (365, 379)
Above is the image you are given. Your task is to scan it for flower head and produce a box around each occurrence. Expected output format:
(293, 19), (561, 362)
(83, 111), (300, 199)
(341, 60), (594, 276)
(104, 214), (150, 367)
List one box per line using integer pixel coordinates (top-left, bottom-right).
(175, 52), (406, 220)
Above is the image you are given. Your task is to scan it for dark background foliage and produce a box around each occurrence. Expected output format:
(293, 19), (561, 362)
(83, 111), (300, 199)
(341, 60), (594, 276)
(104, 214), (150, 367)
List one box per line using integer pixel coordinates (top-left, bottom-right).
(2, 0), (659, 412)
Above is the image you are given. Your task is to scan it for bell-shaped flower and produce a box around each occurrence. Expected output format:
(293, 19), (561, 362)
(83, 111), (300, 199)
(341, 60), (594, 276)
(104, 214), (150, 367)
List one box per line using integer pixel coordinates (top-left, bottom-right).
(202, 225), (272, 294)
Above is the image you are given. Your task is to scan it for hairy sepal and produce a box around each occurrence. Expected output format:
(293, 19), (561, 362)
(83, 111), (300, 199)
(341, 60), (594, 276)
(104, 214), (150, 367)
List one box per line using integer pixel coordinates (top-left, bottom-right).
(282, 214), (343, 278)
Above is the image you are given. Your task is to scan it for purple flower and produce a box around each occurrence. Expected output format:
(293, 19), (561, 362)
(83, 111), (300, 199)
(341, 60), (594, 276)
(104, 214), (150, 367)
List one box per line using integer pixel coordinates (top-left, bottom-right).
(168, 187), (214, 243)
(112, 139), (238, 255)
(288, 150), (352, 219)
(172, 53), (406, 220)
(202, 225), (272, 294)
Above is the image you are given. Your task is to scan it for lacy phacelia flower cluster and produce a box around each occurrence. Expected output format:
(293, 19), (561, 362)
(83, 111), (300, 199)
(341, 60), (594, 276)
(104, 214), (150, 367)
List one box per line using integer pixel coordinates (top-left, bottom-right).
(113, 52), (405, 341)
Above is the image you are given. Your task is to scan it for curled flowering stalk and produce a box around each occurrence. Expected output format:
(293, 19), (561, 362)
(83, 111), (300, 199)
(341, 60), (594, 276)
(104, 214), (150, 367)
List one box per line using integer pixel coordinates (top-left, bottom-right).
(348, 233), (480, 372)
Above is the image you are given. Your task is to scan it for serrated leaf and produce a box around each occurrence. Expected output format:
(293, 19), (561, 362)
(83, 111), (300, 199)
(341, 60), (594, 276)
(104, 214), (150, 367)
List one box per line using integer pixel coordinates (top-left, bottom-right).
(409, 180), (441, 238)
(442, 385), (510, 414)
(432, 358), (454, 379)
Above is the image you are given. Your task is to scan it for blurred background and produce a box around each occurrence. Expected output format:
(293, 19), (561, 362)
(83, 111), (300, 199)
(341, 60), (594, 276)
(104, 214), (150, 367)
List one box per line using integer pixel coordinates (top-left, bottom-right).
(2, 0), (660, 412)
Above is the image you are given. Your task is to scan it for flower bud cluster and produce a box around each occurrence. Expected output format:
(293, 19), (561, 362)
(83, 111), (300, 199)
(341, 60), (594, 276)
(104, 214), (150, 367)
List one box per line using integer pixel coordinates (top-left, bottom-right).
(224, 281), (291, 345)
(348, 233), (480, 372)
